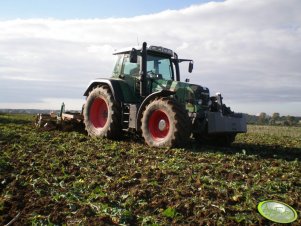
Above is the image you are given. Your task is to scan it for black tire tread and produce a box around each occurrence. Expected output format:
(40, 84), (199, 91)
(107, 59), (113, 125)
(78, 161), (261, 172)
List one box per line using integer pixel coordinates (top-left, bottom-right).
(141, 97), (191, 147)
(83, 86), (122, 139)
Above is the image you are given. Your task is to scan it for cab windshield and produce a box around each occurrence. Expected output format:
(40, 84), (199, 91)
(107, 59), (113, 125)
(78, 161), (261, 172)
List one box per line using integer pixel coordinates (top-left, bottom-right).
(147, 53), (173, 80)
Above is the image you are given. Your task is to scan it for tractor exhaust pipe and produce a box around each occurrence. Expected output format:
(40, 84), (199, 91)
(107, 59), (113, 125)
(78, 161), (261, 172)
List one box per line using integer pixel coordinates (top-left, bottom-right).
(140, 42), (147, 97)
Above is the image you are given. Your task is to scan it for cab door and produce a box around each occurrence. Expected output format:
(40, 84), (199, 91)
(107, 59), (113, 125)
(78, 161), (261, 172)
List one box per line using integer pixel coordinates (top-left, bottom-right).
(146, 54), (174, 94)
(120, 54), (141, 98)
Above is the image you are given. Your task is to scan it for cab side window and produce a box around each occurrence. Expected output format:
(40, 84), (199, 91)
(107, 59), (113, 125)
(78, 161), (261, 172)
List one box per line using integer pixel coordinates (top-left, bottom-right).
(112, 55), (123, 78)
(146, 55), (173, 80)
(122, 54), (140, 77)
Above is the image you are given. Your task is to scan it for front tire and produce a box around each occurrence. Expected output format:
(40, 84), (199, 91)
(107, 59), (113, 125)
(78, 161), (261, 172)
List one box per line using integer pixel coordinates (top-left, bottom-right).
(141, 98), (191, 147)
(83, 86), (121, 139)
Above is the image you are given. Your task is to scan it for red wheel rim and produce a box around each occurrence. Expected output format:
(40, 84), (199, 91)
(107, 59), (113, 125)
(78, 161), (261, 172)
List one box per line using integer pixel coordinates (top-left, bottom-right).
(148, 110), (170, 140)
(90, 98), (108, 128)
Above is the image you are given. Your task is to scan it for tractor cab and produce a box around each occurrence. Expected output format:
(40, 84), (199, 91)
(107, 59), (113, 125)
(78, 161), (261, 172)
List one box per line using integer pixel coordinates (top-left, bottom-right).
(112, 45), (180, 97)
(111, 44), (208, 113)
(112, 45), (188, 82)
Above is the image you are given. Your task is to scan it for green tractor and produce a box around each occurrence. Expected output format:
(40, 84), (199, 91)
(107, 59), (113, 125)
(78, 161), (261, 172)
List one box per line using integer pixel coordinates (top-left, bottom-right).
(83, 42), (246, 147)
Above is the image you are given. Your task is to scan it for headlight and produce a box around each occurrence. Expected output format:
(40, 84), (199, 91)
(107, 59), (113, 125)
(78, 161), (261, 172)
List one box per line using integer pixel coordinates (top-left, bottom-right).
(197, 99), (203, 105)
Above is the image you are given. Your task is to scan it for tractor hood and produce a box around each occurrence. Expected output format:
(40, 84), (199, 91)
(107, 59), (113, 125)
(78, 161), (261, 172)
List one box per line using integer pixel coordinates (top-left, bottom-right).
(151, 79), (210, 112)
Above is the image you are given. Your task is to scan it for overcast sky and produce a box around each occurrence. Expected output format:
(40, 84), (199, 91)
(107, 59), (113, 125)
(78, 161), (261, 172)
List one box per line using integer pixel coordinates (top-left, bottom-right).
(0, 0), (300, 116)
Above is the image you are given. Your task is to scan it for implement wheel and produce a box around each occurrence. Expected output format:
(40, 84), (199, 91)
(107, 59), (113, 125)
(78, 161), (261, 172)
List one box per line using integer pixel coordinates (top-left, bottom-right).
(83, 86), (121, 138)
(141, 98), (191, 147)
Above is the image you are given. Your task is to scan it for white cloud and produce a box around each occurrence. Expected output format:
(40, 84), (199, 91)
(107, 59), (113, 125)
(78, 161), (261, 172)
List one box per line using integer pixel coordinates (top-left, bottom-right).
(0, 0), (301, 115)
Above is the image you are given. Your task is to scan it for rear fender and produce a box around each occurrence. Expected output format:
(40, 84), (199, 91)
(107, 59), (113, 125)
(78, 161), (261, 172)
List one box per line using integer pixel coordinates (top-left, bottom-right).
(84, 79), (136, 103)
(84, 79), (115, 98)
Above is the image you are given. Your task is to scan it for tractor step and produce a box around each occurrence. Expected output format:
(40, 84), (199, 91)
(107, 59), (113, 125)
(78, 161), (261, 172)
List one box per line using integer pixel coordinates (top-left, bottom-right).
(122, 103), (137, 129)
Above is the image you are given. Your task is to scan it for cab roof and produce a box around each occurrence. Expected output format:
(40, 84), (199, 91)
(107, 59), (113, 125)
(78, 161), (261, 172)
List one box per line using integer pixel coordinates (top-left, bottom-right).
(113, 45), (175, 57)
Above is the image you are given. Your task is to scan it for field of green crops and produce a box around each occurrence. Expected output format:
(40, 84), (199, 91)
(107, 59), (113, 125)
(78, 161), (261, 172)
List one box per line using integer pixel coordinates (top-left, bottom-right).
(0, 113), (300, 225)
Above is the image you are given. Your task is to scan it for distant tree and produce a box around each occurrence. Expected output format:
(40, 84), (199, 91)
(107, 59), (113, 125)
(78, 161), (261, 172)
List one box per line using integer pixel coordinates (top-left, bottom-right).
(269, 118), (275, 125)
(270, 112), (280, 125)
(246, 114), (258, 124)
(283, 120), (290, 126)
(272, 112), (280, 121)
(285, 115), (297, 126)
(258, 112), (267, 125)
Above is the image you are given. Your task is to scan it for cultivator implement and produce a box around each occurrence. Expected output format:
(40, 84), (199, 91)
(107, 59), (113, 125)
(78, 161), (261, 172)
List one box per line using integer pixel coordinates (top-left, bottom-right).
(35, 103), (84, 131)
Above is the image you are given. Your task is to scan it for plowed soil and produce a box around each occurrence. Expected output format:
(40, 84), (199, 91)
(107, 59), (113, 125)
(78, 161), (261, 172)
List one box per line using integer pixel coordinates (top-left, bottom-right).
(1, 114), (300, 225)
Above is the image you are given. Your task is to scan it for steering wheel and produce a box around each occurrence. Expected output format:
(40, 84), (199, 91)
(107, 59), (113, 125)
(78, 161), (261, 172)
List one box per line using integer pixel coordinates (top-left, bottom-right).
(147, 70), (157, 77)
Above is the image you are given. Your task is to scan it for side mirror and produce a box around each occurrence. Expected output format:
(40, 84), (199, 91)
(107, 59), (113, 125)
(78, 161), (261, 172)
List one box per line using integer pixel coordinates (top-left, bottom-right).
(130, 48), (138, 63)
(188, 61), (194, 73)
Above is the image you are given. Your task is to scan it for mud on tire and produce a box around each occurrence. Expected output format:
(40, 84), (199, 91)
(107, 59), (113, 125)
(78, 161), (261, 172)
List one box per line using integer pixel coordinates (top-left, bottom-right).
(141, 97), (191, 147)
(83, 86), (122, 139)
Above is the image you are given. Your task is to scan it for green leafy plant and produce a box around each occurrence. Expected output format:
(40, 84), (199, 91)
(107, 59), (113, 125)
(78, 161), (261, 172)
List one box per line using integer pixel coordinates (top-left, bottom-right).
(162, 207), (177, 218)
(0, 114), (300, 225)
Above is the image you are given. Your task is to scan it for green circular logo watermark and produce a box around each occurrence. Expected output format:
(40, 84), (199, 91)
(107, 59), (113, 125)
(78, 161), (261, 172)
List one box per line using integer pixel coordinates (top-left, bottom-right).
(258, 200), (298, 224)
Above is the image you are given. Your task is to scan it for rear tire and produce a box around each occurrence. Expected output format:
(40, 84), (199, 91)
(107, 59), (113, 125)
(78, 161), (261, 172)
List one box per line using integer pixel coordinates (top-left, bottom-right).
(83, 86), (121, 139)
(141, 98), (191, 147)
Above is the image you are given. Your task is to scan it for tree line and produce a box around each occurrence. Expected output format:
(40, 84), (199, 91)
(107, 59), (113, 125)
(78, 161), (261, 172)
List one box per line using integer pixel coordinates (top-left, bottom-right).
(247, 112), (301, 126)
